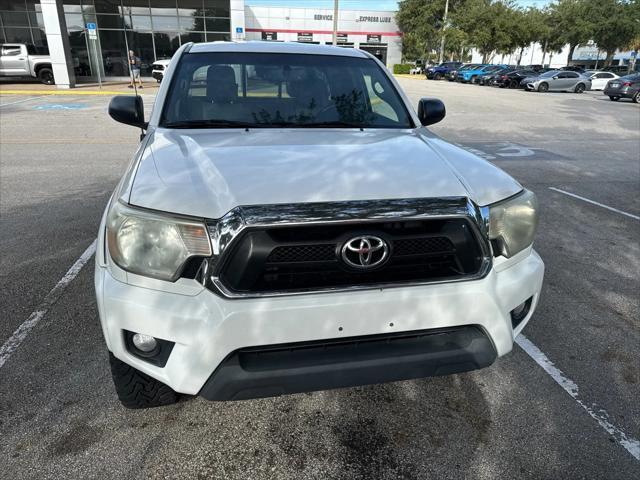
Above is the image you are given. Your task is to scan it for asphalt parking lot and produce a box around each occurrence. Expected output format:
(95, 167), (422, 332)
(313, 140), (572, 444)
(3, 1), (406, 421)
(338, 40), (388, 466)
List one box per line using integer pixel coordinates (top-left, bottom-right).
(1, 78), (638, 479)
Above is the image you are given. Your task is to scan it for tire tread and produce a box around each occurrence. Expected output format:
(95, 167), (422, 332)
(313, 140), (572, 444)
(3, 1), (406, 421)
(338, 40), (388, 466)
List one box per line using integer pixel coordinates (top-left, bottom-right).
(109, 353), (178, 409)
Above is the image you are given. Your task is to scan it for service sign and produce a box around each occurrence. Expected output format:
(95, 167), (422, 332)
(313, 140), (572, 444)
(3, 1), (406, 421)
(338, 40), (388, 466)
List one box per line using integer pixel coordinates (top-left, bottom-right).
(262, 31), (277, 41)
(367, 34), (382, 44)
(337, 33), (348, 44)
(297, 32), (314, 42)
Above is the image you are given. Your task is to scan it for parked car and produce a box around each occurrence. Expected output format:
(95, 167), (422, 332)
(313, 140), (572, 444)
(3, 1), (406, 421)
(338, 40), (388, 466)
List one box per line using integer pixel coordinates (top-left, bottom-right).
(524, 70), (591, 93)
(447, 63), (479, 81)
(425, 61), (463, 80)
(584, 70), (619, 90)
(477, 67), (514, 86)
(560, 65), (585, 73)
(0, 43), (54, 84)
(458, 65), (508, 84)
(151, 59), (172, 82)
(100, 41), (543, 409)
(495, 69), (539, 89)
(604, 73), (640, 102)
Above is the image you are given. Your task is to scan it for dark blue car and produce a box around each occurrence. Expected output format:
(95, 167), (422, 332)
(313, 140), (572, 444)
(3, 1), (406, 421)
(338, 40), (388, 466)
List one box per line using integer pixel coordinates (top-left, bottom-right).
(425, 61), (463, 80)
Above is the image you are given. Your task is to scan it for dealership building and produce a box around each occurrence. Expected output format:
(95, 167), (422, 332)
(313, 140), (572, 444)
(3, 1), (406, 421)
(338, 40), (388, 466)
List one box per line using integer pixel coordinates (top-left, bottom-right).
(0, 1), (401, 88)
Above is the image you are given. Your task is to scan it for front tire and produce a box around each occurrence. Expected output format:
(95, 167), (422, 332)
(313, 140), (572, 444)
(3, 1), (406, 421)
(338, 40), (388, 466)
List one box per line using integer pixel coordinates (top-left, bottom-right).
(433, 72), (442, 80)
(633, 92), (640, 104)
(609, 96), (620, 101)
(109, 352), (178, 409)
(37, 67), (54, 85)
(574, 83), (585, 93)
(538, 82), (549, 93)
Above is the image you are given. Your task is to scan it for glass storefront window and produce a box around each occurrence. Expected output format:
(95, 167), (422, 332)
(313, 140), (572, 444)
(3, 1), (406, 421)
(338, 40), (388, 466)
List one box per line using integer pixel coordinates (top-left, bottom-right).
(3, 27), (33, 43)
(68, 30), (91, 76)
(151, 15), (179, 31)
(180, 31), (204, 44)
(96, 14), (124, 29)
(126, 30), (154, 74)
(94, 0), (122, 14)
(28, 12), (44, 29)
(202, 0), (229, 17)
(0, 1), (28, 11)
(0, 0), (231, 78)
(178, 15), (205, 31)
(0, 11), (30, 27)
(205, 17), (229, 32)
(150, 0), (178, 16)
(153, 30), (179, 59)
(206, 32), (229, 42)
(124, 14), (153, 30)
(64, 13), (86, 31)
(99, 29), (129, 75)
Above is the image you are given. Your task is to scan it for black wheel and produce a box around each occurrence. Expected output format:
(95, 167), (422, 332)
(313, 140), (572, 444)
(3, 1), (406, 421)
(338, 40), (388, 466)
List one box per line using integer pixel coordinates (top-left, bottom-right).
(510, 80), (519, 89)
(109, 352), (178, 409)
(37, 67), (54, 85)
(433, 72), (442, 80)
(538, 82), (549, 93)
(574, 83), (585, 93)
(609, 96), (620, 101)
(633, 92), (640, 104)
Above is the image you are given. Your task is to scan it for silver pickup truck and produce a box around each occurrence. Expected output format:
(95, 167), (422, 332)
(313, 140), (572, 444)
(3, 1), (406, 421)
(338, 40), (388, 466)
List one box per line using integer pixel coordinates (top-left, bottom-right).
(0, 43), (54, 84)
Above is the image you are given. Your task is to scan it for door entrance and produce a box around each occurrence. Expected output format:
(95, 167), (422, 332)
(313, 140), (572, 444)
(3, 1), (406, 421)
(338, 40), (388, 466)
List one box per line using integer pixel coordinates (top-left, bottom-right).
(359, 44), (388, 64)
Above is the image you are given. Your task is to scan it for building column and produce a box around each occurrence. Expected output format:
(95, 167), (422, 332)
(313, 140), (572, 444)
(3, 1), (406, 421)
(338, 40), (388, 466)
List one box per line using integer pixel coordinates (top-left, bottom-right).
(40, 0), (76, 88)
(230, 0), (246, 41)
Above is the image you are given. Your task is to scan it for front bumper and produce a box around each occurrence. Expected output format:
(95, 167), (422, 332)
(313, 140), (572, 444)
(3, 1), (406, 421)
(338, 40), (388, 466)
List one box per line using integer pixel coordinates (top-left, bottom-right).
(95, 247), (544, 397)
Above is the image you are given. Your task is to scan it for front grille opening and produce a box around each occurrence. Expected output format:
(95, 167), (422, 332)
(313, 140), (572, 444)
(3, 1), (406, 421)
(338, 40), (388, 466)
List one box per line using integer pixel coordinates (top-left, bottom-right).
(217, 218), (487, 294)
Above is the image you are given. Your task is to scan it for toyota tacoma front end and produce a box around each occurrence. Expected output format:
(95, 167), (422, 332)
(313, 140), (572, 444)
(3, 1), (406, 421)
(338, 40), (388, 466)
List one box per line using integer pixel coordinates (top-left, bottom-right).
(96, 41), (544, 408)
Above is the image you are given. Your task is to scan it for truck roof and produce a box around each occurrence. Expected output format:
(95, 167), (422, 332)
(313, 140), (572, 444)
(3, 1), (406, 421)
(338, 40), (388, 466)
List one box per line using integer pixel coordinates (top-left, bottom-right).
(188, 41), (370, 58)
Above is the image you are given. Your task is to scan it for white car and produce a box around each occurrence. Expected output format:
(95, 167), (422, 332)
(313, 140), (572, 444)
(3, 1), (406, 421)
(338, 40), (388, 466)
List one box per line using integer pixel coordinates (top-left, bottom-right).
(151, 58), (171, 82)
(585, 70), (619, 90)
(99, 41), (544, 408)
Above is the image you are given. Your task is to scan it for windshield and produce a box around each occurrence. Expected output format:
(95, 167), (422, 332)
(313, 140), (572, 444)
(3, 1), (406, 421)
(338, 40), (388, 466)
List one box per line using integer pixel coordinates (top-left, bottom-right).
(540, 70), (559, 78)
(620, 73), (640, 81)
(161, 52), (413, 129)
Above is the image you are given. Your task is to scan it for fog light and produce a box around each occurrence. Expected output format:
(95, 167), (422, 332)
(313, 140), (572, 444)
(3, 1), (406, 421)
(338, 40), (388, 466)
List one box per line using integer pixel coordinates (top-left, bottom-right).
(511, 297), (533, 329)
(132, 333), (158, 353)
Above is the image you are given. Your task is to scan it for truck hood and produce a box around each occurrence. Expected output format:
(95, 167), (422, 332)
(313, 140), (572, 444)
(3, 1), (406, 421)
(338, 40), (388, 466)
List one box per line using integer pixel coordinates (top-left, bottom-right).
(128, 128), (521, 219)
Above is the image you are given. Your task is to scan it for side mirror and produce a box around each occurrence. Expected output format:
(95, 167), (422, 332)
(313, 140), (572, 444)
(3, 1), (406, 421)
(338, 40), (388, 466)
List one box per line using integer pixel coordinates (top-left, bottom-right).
(552, 75), (559, 80)
(108, 95), (146, 129)
(417, 98), (446, 126)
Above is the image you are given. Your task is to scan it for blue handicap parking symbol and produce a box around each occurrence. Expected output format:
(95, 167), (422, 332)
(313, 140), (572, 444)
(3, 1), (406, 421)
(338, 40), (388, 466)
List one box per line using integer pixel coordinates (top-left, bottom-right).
(34, 104), (88, 111)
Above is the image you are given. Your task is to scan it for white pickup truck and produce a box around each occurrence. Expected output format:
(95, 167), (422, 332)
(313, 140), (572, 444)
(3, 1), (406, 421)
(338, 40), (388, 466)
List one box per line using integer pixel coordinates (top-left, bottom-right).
(99, 41), (544, 409)
(0, 43), (54, 84)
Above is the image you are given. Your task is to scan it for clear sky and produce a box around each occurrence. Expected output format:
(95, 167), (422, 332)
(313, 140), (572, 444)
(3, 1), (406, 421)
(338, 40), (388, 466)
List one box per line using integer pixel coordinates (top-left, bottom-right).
(246, 0), (551, 9)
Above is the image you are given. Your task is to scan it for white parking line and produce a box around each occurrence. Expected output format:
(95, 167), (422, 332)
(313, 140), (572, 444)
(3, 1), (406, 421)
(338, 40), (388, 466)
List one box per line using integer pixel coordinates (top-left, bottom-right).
(0, 95), (48, 108)
(549, 187), (640, 220)
(0, 240), (96, 370)
(516, 334), (640, 461)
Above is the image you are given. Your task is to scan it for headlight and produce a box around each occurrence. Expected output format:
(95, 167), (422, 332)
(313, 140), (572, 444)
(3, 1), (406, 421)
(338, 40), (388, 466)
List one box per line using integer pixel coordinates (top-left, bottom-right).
(489, 189), (539, 258)
(106, 201), (211, 281)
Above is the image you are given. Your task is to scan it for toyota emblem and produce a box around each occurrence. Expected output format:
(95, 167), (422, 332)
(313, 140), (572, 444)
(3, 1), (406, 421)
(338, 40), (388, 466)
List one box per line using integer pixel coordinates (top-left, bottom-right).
(341, 235), (389, 269)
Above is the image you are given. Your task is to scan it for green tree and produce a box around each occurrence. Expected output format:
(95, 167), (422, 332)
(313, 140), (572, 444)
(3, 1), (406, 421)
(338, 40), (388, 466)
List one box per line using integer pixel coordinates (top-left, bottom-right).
(549, 0), (594, 65)
(452, 0), (515, 63)
(588, 0), (640, 67)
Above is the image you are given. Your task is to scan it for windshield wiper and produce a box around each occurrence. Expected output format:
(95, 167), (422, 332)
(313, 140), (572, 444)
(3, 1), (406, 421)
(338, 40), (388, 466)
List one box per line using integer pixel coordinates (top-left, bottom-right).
(163, 119), (260, 129)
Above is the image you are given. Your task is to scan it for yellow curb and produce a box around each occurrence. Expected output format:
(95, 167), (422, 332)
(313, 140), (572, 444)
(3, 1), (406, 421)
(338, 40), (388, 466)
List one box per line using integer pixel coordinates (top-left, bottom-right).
(0, 89), (143, 95)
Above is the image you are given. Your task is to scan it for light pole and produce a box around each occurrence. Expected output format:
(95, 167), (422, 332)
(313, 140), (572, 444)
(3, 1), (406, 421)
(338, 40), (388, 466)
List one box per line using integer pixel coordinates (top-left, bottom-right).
(332, 0), (339, 46)
(438, 0), (450, 64)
